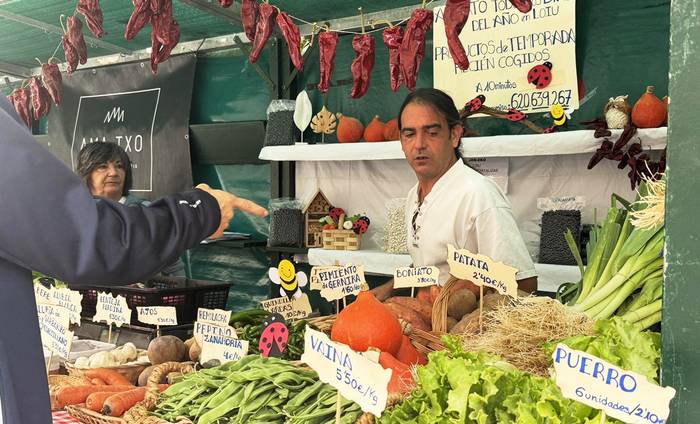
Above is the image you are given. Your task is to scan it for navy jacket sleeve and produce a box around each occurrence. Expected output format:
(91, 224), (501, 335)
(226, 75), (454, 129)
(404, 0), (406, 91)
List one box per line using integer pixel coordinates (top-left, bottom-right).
(0, 96), (221, 283)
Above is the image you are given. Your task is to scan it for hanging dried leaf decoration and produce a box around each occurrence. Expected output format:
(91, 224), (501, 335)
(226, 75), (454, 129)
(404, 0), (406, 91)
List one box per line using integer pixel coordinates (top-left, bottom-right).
(311, 106), (337, 134)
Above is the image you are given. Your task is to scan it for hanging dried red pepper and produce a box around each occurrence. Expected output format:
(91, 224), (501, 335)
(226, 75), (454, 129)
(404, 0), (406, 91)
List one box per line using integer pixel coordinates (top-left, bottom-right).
(382, 25), (404, 92)
(444, 0), (470, 71)
(125, 0), (152, 40)
(240, 0), (259, 42)
(29, 77), (51, 120)
(11, 87), (32, 128)
(219, 0), (234, 7)
(151, 0), (175, 46)
(62, 34), (79, 74)
(150, 19), (180, 74)
(275, 11), (303, 71)
(317, 30), (338, 93)
(41, 61), (62, 106)
(249, 3), (277, 64)
(399, 8), (433, 91)
(76, 0), (104, 38)
(509, 0), (533, 13)
(67, 16), (88, 65)
(350, 34), (375, 99)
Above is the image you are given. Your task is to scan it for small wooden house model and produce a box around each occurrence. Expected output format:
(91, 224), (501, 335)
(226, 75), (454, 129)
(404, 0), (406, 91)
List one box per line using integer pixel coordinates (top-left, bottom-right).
(303, 190), (332, 248)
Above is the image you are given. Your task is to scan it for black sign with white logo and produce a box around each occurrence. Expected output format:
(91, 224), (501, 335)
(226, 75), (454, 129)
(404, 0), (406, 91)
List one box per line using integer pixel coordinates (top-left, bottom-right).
(47, 55), (196, 200)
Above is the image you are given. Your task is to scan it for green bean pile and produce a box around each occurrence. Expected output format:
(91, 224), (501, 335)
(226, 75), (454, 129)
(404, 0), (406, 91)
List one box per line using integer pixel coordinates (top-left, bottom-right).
(153, 355), (363, 424)
(228, 309), (309, 361)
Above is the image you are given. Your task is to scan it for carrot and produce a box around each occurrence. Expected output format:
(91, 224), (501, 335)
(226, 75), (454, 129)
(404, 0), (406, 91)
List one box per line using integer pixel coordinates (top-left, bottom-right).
(86, 392), (119, 412)
(85, 368), (132, 386)
(386, 297), (432, 323)
(90, 378), (106, 386)
(56, 385), (135, 408)
(384, 302), (430, 331)
(102, 385), (168, 417)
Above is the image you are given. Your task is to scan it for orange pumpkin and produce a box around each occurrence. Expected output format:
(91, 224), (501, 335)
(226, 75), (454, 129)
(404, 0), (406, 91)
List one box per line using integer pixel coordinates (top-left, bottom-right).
(631, 86), (666, 128)
(330, 291), (403, 355)
(662, 96), (669, 126)
(383, 118), (400, 141)
(364, 115), (386, 142)
(336, 113), (364, 143)
(395, 335), (427, 366)
(379, 351), (415, 394)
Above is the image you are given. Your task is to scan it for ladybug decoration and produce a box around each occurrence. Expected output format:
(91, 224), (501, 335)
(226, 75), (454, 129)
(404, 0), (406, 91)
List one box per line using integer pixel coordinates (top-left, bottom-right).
(259, 313), (289, 358)
(527, 62), (553, 89)
(328, 207), (346, 222)
(466, 95), (486, 112)
(506, 108), (527, 122)
(352, 216), (370, 235)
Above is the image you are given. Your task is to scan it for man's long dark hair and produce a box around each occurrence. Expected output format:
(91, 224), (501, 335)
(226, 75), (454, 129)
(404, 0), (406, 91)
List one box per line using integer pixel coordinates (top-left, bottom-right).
(77, 142), (133, 196)
(397, 88), (465, 159)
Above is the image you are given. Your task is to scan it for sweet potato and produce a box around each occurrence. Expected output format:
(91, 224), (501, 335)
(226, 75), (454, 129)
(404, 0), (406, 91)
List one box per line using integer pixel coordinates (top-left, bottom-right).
(385, 296), (432, 323)
(429, 285), (441, 305)
(447, 289), (477, 319)
(384, 302), (430, 331)
(416, 287), (432, 305)
(370, 280), (395, 302)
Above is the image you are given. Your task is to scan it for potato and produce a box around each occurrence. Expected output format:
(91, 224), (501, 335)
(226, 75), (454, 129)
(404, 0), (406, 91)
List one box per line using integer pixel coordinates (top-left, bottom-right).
(446, 317), (458, 332)
(447, 289), (477, 319)
(189, 340), (201, 362)
(449, 310), (482, 334)
(147, 336), (187, 365)
(184, 337), (195, 350)
(481, 292), (510, 311)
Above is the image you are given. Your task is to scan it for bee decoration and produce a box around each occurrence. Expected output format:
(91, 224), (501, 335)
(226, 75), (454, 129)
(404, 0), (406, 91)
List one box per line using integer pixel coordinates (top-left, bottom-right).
(269, 259), (308, 300)
(604, 95), (631, 129)
(550, 103), (572, 127)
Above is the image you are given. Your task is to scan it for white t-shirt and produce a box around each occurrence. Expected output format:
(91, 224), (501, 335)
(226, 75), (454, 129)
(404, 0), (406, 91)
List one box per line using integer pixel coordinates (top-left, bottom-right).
(405, 160), (537, 284)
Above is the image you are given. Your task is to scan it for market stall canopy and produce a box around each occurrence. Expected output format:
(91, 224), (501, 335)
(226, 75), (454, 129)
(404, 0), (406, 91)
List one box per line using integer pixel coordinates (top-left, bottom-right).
(0, 0), (429, 82)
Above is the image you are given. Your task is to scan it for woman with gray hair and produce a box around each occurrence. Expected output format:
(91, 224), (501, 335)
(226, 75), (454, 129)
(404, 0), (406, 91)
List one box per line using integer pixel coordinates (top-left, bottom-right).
(77, 142), (185, 275)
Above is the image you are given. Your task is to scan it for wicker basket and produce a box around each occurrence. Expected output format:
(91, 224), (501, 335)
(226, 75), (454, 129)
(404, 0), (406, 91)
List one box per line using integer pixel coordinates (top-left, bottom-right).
(65, 404), (125, 424)
(322, 229), (361, 250)
(65, 360), (150, 386)
(49, 375), (92, 411)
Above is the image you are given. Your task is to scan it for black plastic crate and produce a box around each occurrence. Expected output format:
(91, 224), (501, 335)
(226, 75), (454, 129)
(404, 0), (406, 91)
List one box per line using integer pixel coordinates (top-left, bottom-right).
(77, 276), (231, 326)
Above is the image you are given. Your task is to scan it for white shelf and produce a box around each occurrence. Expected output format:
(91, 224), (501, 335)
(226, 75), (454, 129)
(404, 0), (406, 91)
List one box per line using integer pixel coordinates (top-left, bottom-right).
(296, 248), (579, 294)
(259, 127), (667, 162)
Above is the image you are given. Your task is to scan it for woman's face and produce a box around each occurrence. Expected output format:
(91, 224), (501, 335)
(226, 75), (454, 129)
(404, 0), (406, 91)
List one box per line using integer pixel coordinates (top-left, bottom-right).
(88, 159), (125, 201)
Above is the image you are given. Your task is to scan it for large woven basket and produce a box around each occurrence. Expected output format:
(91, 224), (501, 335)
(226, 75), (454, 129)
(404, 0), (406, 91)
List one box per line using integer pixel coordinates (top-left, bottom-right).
(322, 229), (362, 250)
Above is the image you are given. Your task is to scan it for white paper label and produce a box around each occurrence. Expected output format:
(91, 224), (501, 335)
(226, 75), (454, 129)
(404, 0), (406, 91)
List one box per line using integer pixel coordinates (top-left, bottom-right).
(466, 158), (510, 193)
(196, 308), (232, 327)
(34, 283), (53, 305)
(37, 304), (74, 358)
(447, 245), (518, 297)
(50, 287), (83, 325)
(315, 264), (366, 301)
(393, 266), (440, 289)
(301, 327), (391, 417)
(137, 306), (178, 326)
(433, 2), (579, 114)
(193, 321), (238, 346)
(310, 266), (341, 291)
(552, 344), (676, 424)
(200, 335), (249, 364)
(260, 293), (312, 321)
(93, 292), (132, 327)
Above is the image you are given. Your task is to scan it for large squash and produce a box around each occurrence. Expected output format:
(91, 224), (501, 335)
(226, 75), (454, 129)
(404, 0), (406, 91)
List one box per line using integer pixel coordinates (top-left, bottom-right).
(336, 113), (364, 143)
(330, 291), (403, 355)
(383, 118), (400, 141)
(631, 86), (666, 128)
(364, 115), (386, 142)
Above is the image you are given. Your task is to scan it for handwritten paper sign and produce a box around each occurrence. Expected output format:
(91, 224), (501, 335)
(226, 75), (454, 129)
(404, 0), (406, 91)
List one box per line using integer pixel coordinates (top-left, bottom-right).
(310, 266), (341, 290)
(447, 244), (518, 297)
(193, 321), (238, 346)
(465, 158), (509, 193)
(315, 264), (366, 301)
(137, 306), (178, 326)
(34, 283), (53, 305)
(302, 327), (391, 416)
(260, 293), (313, 321)
(37, 304), (74, 358)
(93, 292), (132, 327)
(51, 287), (83, 325)
(433, 1), (578, 113)
(552, 344), (676, 423)
(197, 308), (232, 327)
(200, 335), (249, 365)
(393, 266), (440, 289)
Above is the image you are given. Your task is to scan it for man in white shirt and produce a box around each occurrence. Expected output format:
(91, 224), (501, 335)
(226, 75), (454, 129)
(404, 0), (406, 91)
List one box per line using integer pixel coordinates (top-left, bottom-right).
(399, 88), (537, 292)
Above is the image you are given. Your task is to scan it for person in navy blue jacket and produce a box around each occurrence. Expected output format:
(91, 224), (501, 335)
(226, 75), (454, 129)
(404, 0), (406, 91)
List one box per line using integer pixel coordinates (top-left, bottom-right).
(0, 96), (267, 424)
